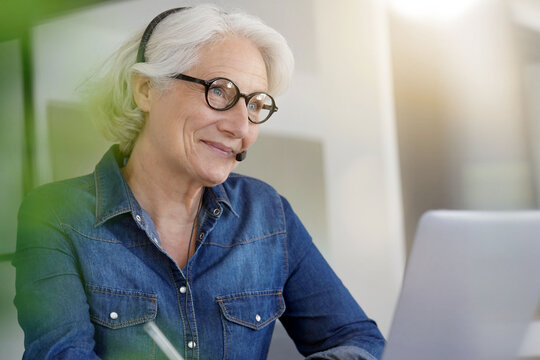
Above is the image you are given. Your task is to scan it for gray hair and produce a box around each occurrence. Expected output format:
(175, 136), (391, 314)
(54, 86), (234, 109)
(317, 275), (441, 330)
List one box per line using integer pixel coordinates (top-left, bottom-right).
(89, 4), (295, 154)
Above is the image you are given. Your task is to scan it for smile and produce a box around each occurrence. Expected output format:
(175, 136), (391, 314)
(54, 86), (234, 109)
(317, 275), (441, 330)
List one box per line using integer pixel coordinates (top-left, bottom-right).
(202, 140), (235, 158)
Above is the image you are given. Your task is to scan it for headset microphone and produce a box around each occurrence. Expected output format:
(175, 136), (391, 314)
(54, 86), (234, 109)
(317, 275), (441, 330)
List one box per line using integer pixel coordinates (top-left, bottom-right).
(236, 151), (247, 162)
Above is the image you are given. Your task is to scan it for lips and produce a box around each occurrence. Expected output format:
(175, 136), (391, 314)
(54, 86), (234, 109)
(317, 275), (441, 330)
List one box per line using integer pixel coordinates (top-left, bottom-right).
(202, 140), (236, 157)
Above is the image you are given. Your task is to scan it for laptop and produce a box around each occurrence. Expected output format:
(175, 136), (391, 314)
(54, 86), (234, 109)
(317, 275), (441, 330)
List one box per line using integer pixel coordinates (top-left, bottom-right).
(382, 210), (540, 360)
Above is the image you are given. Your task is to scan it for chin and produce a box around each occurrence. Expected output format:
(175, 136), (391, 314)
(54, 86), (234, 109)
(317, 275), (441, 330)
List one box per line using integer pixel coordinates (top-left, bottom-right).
(190, 152), (237, 186)
(202, 175), (230, 187)
(199, 166), (235, 186)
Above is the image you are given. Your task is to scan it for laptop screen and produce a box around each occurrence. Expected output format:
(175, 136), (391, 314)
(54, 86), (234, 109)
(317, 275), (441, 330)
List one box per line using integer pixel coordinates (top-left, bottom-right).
(382, 211), (540, 360)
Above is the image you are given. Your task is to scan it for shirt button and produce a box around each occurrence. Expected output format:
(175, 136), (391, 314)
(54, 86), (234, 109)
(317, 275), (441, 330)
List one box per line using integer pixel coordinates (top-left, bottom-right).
(255, 314), (261, 322)
(199, 232), (205, 240)
(109, 312), (119, 320)
(187, 341), (196, 349)
(135, 215), (142, 222)
(180, 286), (187, 294)
(212, 208), (221, 216)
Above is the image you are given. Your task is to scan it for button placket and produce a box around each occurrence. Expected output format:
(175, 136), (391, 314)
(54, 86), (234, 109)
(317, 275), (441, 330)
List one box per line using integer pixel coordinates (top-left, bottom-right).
(169, 263), (197, 358)
(183, 287), (198, 358)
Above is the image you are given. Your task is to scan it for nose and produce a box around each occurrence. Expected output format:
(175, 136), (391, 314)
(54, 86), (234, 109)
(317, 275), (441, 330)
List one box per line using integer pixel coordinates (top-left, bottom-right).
(217, 98), (250, 138)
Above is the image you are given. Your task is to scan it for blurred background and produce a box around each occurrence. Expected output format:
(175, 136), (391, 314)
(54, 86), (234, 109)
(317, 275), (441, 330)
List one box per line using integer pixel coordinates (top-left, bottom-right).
(1, 0), (539, 358)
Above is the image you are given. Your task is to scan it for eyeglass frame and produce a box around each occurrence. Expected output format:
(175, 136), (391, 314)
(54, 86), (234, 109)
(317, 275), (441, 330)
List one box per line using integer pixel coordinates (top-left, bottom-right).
(171, 73), (278, 124)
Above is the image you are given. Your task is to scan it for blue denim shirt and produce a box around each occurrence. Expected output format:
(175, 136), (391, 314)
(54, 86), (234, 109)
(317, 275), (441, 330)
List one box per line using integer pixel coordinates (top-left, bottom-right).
(13, 145), (385, 360)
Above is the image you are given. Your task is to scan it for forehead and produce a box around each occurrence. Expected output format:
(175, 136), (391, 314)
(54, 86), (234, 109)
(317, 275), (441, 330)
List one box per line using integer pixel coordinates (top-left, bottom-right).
(190, 37), (268, 92)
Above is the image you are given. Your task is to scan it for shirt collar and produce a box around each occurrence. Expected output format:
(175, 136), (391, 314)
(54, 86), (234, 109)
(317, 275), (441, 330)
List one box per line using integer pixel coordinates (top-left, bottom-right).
(93, 145), (238, 226)
(205, 182), (238, 218)
(94, 145), (133, 226)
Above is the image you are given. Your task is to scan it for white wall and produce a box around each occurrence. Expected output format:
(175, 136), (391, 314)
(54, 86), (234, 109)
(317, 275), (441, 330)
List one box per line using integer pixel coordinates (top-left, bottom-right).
(523, 64), (540, 209)
(521, 64), (540, 357)
(437, 1), (533, 210)
(313, 0), (404, 334)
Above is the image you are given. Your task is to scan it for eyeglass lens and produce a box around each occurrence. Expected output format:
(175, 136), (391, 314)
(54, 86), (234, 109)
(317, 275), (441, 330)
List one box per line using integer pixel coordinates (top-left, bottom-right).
(207, 79), (274, 123)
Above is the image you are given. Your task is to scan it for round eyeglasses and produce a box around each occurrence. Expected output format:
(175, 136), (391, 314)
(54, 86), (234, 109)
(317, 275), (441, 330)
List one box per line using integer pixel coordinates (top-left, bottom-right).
(171, 74), (278, 124)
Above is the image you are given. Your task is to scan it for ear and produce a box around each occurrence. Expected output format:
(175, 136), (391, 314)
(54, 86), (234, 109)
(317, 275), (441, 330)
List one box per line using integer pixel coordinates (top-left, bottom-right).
(131, 74), (152, 112)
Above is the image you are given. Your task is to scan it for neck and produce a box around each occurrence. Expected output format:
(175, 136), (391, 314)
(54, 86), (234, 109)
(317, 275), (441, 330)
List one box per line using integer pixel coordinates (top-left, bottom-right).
(121, 143), (204, 226)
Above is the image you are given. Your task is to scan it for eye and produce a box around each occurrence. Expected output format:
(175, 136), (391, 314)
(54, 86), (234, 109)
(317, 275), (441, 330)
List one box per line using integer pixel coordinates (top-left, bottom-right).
(247, 102), (261, 112)
(209, 87), (224, 97)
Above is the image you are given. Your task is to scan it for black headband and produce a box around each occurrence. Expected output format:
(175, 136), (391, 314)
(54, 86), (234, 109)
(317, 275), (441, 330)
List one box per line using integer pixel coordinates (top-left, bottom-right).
(136, 7), (189, 63)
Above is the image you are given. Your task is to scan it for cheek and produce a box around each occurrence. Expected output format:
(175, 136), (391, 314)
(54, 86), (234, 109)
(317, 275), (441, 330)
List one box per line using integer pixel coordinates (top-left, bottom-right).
(165, 109), (204, 144)
(149, 113), (181, 146)
(186, 107), (219, 134)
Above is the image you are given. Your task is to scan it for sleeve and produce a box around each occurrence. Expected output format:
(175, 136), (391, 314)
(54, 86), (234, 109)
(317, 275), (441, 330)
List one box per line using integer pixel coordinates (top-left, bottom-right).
(12, 190), (101, 360)
(278, 196), (386, 360)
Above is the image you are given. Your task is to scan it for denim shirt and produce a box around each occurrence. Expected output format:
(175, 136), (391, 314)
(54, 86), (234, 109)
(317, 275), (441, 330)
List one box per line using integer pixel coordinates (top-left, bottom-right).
(13, 145), (385, 360)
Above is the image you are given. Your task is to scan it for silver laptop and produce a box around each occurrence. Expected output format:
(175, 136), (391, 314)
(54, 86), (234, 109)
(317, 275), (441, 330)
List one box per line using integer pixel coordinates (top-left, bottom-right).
(382, 210), (540, 360)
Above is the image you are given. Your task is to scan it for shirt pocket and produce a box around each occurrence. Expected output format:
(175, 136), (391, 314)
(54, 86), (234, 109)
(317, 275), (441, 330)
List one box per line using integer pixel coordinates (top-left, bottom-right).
(216, 290), (285, 359)
(85, 284), (158, 359)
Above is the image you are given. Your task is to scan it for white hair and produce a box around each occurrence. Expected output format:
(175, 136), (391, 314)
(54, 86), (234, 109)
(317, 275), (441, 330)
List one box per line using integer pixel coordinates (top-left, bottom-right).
(89, 4), (295, 154)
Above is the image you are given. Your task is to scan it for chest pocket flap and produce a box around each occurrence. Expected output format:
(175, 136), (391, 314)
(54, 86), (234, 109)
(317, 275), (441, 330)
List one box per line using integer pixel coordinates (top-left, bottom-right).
(216, 290), (285, 330)
(86, 284), (157, 329)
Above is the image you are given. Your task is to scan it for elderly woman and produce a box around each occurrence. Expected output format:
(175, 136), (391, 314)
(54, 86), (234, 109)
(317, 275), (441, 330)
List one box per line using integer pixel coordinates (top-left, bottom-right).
(13, 4), (385, 360)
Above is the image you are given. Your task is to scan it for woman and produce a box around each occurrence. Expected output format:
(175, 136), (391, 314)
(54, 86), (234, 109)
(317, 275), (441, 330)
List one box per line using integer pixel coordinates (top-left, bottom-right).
(14, 4), (385, 360)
